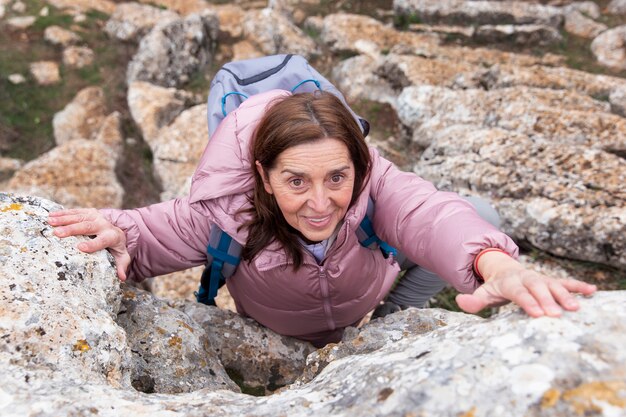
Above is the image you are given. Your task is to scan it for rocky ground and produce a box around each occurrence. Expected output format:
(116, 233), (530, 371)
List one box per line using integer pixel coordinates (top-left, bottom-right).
(0, 0), (626, 414)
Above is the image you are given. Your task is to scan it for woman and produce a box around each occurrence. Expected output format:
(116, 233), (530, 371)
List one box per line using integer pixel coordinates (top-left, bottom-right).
(48, 90), (596, 347)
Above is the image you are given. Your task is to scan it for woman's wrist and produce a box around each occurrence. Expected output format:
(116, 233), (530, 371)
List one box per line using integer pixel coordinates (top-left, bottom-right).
(474, 249), (520, 282)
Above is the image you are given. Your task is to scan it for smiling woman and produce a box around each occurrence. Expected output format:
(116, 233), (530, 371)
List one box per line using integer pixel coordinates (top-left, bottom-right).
(48, 89), (596, 347)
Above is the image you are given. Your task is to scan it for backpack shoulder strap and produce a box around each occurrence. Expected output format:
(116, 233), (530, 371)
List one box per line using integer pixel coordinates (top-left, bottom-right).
(357, 197), (398, 259)
(195, 224), (242, 306)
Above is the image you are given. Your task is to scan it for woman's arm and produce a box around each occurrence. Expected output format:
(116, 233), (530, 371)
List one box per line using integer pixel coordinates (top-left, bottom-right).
(48, 196), (211, 281)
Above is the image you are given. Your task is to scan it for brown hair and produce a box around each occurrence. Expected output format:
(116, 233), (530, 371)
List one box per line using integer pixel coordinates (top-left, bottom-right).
(240, 91), (371, 268)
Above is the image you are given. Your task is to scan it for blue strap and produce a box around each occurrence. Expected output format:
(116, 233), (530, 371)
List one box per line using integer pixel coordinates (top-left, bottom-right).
(291, 79), (321, 92)
(358, 198), (398, 259)
(221, 92), (249, 117)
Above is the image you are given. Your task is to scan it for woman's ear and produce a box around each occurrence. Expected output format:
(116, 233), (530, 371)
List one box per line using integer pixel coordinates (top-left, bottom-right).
(255, 161), (273, 194)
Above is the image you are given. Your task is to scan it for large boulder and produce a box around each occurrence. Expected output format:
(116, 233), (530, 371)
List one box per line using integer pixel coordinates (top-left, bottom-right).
(126, 12), (219, 88)
(45, 0), (115, 14)
(607, 0), (626, 15)
(242, 8), (319, 59)
(116, 285), (239, 394)
(473, 24), (562, 46)
(53, 86), (108, 145)
(393, 0), (563, 27)
(413, 125), (626, 269)
(104, 2), (179, 42)
(563, 10), (606, 39)
(591, 25), (626, 71)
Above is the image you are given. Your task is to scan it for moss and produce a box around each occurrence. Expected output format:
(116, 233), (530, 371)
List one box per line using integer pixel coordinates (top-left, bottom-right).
(225, 368), (266, 397)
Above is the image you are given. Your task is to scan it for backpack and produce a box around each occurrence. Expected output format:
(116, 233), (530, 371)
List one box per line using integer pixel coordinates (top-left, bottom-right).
(195, 54), (394, 306)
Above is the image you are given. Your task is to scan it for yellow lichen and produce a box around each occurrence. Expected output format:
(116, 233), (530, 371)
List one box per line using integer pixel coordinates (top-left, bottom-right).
(73, 339), (91, 352)
(20, 247), (27, 253)
(541, 388), (561, 408)
(177, 320), (194, 333)
(156, 327), (167, 335)
(458, 406), (476, 417)
(122, 290), (136, 300)
(168, 335), (182, 348)
(0, 203), (23, 212)
(562, 381), (626, 415)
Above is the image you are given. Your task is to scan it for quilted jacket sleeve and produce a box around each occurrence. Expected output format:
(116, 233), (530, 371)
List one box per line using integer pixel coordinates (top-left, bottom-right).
(368, 148), (519, 293)
(100, 196), (211, 281)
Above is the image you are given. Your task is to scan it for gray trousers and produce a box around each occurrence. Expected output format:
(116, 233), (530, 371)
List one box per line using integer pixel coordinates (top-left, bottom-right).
(386, 196), (501, 308)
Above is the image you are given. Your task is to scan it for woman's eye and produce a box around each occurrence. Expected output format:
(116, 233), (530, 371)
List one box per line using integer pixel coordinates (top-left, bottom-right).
(330, 175), (343, 183)
(290, 179), (303, 187)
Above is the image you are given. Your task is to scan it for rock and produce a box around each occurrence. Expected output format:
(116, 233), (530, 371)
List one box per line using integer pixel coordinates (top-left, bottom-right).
(231, 39), (264, 61)
(408, 22), (475, 38)
(242, 8), (319, 59)
(44, 25), (82, 46)
(397, 85), (625, 154)
(127, 81), (200, 145)
(607, 0), (626, 15)
(116, 285), (239, 394)
(29, 61), (61, 85)
(473, 24), (563, 46)
(591, 25), (626, 71)
(564, 10), (607, 39)
(0, 193), (130, 386)
(0, 157), (23, 182)
(53, 86), (108, 145)
(6, 15), (36, 30)
(610, 85), (626, 117)
(126, 12), (218, 88)
(413, 125), (626, 269)
(8, 73), (26, 84)
(136, 0), (210, 15)
(297, 308), (479, 384)
(62, 46), (95, 68)
(95, 111), (124, 156)
(104, 2), (179, 42)
(393, 0), (563, 27)
(332, 55), (399, 106)
(0, 4), (4, 18)
(562, 1), (601, 19)
(7, 140), (124, 208)
(212, 4), (246, 38)
(39, 5), (48, 16)
(12, 0), (26, 13)
(45, 0), (115, 14)
(151, 104), (208, 200)
(176, 300), (316, 393)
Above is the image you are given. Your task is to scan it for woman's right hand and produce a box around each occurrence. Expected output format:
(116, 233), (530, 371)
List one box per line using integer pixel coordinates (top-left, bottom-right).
(48, 208), (130, 281)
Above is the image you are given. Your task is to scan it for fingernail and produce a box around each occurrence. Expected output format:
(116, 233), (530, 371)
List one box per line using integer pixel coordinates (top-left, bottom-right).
(548, 307), (562, 316)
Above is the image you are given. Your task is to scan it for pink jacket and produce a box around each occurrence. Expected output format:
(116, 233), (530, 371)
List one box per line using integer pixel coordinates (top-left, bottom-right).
(102, 90), (518, 346)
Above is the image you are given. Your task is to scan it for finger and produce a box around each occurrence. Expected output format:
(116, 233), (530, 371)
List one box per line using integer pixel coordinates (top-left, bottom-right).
(456, 293), (488, 314)
(560, 279), (597, 296)
(525, 278), (562, 317)
(54, 220), (101, 238)
(116, 252), (131, 282)
(48, 211), (98, 226)
(512, 290), (545, 317)
(548, 280), (580, 311)
(76, 234), (112, 253)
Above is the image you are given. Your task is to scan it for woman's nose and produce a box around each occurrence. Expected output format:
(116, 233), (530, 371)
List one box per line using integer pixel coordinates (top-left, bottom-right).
(307, 185), (329, 212)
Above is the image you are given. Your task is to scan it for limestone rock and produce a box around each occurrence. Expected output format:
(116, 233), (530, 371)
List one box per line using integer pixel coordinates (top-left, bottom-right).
(0, 4), (4, 18)
(393, 0), (563, 27)
(45, 0), (115, 14)
(213, 4), (246, 38)
(62, 46), (94, 68)
(116, 285), (239, 394)
(8, 73), (26, 84)
(136, 0), (210, 15)
(397, 85), (625, 154)
(408, 22), (475, 38)
(332, 55), (397, 105)
(473, 24), (562, 46)
(610, 85), (626, 117)
(297, 308), (479, 384)
(29, 61), (60, 85)
(242, 8), (319, 59)
(126, 81), (200, 146)
(104, 2), (179, 42)
(591, 25), (626, 71)
(152, 104), (207, 200)
(0, 156), (23, 182)
(413, 125), (626, 269)
(12, 0), (26, 13)
(7, 140), (124, 208)
(95, 111), (124, 156)
(44, 25), (81, 46)
(176, 300), (316, 393)
(607, 0), (626, 15)
(53, 86), (108, 145)
(6, 15), (36, 30)
(563, 1), (601, 19)
(126, 12), (218, 88)
(564, 10), (606, 39)
(231, 39), (264, 61)
(0, 193), (131, 387)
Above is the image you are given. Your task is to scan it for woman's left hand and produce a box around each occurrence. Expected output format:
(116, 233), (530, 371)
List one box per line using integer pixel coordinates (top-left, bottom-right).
(456, 250), (597, 317)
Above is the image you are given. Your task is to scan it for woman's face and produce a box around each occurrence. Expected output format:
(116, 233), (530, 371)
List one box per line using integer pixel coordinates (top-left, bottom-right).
(257, 138), (355, 243)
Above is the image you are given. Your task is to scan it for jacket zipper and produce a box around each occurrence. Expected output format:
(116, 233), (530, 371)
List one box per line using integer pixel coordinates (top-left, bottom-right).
(318, 266), (336, 331)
